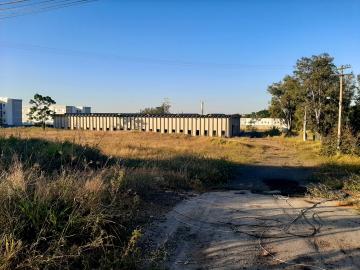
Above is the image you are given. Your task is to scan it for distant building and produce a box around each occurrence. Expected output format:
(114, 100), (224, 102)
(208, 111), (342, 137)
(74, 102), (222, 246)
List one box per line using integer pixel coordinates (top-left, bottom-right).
(23, 105), (91, 125)
(240, 117), (287, 130)
(54, 113), (241, 137)
(0, 97), (22, 127)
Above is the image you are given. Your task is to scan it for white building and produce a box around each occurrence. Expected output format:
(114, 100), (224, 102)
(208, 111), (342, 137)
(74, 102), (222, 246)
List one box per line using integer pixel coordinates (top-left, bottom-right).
(23, 105), (91, 125)
(240, 117), (287, 130)
(0, 97), (22, 126)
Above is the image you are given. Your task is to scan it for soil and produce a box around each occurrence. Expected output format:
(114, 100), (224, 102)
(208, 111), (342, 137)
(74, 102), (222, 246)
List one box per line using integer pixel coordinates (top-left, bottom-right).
(143, 139), (360, 270)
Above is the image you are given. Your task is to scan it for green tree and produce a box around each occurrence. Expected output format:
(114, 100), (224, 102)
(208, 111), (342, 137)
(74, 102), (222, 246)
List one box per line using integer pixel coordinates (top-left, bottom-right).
(244, 109), (270, 118)
(294, 54), (341, 138)
(350, 75), (360, 134)
(268, 75), (301, 133)
(140, 99), (171, 114)
(28, 93), (56, 130)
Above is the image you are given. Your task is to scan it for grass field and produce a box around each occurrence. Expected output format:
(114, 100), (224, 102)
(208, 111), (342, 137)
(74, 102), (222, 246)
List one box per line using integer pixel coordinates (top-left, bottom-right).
(0, 127), (359, 269)
(0, 127), (323, 165)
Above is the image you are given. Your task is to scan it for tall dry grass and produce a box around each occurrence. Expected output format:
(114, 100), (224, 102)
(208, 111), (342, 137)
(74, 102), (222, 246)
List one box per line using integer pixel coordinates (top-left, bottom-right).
(0, 128), (241, 269)
(0, 161), (147, 269)
(1, 127), (360, 268)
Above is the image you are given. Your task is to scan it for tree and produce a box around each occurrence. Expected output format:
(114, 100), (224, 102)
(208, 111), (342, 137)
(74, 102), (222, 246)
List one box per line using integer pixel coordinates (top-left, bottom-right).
(349, 75), (360, 134)
(140, 99), (171, 114)
(244, 109), (270, 118)
(268, 75), (301, 133)
(28, 93), (56, 130)
(294, 54), (341, 138)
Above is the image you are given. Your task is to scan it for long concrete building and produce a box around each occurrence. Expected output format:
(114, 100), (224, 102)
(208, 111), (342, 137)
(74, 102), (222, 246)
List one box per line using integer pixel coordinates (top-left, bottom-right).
(54, 113), (241, 137)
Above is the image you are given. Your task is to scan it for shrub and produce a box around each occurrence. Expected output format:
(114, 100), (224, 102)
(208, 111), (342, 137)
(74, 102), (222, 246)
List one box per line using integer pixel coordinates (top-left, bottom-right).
(264, 127), (281, 137)
(321, 127), (360, 156)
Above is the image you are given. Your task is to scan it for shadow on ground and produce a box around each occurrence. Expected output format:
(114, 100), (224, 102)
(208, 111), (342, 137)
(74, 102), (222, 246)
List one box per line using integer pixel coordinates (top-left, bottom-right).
(227, 165), (315, 196)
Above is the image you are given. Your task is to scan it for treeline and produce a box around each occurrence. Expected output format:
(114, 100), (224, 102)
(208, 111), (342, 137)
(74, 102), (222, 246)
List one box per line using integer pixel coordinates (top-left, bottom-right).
(267, 53), (360, 153)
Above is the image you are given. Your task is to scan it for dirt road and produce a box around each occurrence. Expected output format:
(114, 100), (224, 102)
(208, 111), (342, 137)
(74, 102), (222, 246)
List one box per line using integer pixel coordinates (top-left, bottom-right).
(144, 139), (360, 270)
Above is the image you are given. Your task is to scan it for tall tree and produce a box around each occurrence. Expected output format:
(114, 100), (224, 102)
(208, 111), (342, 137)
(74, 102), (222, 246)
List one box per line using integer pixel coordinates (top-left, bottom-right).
(349, 75), (360, 134)
(294, 54), (340, 138)
(28, 93), (56, 130)
(268, 75), (301, 133)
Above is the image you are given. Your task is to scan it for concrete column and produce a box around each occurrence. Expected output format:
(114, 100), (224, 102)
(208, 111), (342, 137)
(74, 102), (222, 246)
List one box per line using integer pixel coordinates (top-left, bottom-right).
(190, 118), (195, 136)
(226, 118), (230, 137)
(70, 116), (74, 130)
(200, 118), (205, 136)
(209, 118), (213, 137)
(168, 117), (172, 133)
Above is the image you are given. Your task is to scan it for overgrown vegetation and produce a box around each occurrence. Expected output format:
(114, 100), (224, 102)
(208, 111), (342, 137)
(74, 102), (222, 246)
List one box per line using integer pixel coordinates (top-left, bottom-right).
(1, 127), (360, 268)
(307, 153), (360, 209)
(0, 131), (235, 269)
(267, 53), (360, 152)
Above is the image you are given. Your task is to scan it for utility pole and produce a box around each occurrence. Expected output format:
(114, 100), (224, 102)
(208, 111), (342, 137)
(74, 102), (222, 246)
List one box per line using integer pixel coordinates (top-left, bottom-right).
(336, 65), (351, 151)
(200, 101), (204, 115)
(303, 106), (307, 141)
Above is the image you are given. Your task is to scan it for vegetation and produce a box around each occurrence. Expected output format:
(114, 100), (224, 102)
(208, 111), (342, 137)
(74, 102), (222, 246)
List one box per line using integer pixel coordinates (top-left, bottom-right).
(140, 99), (171, 114)
(0, 128), (240, 269)
(242, 109), (270, 118)
(1, 127), (360, 268)
(268, 76), (301, 133)
(28, 94), (56, 130)
(267, 53), (360, 153)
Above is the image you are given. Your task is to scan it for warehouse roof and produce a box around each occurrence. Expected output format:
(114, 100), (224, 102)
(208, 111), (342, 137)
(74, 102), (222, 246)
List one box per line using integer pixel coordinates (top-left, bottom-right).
(56, 113), (240, 118)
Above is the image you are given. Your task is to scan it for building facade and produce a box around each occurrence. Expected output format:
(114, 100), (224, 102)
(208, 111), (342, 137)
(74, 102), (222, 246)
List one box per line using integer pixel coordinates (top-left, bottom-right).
(23, 105), (91, 125)
(0, 97), (22, 126)
(54, 113), (241, 137)
(240, 117), (287, 130)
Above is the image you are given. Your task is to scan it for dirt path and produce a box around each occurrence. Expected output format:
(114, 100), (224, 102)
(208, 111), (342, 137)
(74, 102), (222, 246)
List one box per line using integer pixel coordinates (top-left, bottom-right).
(144, 139), (360, 270)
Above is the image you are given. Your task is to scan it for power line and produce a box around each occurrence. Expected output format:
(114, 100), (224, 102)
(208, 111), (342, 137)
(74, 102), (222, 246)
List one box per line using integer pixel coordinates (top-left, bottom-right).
(0, 0), (32, 6)
(0, 0), (97, 19)
(0, 41), (293, 70)
(0, 0), (79, 11)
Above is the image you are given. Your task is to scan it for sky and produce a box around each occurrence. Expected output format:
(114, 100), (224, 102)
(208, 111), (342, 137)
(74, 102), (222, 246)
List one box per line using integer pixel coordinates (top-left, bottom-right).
(0, 0), (359, 114)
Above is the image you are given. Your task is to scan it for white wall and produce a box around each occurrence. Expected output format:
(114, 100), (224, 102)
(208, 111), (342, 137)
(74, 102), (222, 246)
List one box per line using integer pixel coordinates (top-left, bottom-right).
(23, 105), (91, 125)
(240, 118), (286, 129)
(0, 97), (22, 126)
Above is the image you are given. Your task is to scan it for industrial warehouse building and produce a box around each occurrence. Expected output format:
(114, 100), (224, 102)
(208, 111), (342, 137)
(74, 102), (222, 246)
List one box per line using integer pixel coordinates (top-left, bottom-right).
(54, 113), (241, 137)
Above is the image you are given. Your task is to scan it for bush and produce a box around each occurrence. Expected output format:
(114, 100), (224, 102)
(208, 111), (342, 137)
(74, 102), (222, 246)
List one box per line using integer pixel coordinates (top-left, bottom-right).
(264, 127), (281, 137)
(321, 127), (360, 156)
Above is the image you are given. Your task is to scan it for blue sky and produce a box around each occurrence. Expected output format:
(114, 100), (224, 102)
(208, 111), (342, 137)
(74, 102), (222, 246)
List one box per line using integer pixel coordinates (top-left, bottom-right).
(1, 0), (359, 114)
